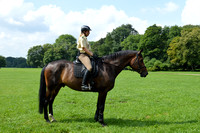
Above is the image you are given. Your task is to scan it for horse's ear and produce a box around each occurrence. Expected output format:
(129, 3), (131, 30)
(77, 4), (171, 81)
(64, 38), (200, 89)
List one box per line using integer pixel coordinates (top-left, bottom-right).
(138, 49), (143, 55)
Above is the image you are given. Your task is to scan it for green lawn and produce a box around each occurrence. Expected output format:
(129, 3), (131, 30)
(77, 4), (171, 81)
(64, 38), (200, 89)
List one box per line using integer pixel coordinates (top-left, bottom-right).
(0, 68), (200, 132)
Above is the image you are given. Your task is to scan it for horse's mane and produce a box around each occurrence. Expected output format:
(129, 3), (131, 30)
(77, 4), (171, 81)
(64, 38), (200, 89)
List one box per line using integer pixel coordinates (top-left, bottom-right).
(102, 50), (137, 61)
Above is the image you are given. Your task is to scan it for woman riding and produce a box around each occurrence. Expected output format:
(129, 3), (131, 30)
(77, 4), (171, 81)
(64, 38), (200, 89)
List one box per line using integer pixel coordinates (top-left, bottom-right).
(77, 25), (96, 90)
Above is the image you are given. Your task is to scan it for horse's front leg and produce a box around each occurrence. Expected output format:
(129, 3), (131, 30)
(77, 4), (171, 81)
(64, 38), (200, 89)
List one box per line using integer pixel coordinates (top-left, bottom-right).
(95, 92), (107, 126)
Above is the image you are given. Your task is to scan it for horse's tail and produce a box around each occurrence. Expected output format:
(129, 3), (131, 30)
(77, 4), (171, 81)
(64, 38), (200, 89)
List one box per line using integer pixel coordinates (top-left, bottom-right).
(39, 66), (46, 114)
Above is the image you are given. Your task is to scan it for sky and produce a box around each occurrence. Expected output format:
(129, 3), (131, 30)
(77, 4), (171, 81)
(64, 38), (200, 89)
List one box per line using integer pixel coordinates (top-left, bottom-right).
(0, 0), (200, 58)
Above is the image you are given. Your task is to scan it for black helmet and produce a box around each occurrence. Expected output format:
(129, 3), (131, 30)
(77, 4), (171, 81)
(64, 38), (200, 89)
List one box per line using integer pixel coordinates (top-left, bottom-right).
(81, 25), (91, 32)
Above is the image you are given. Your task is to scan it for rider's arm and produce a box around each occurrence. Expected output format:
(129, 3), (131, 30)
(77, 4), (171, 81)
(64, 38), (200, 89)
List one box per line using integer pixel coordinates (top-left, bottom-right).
(80, 36), (94, 56)
(82, 47), (93, 56)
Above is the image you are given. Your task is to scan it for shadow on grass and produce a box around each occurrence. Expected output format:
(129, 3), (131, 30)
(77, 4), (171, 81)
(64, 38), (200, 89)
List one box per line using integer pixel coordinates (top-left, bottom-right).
(106, 118), (198, 127)
(59, 117), (198, 127)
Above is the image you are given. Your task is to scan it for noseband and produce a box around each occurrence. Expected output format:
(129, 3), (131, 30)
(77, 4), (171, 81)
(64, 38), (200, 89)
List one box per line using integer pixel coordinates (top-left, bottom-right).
(132, 53), (146, 73)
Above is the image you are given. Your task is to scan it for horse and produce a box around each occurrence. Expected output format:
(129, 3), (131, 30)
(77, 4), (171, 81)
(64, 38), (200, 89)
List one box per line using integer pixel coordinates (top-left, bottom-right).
(39, 50), (148, 126)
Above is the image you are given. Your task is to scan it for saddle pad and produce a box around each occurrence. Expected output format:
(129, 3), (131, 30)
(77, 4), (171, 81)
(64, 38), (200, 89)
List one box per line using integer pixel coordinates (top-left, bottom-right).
(73, 59), (99, 78)
(74, 64), (86, 78)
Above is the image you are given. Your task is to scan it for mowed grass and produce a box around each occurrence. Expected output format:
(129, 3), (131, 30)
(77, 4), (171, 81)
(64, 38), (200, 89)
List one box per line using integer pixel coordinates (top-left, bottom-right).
(0, 68), (200, 133)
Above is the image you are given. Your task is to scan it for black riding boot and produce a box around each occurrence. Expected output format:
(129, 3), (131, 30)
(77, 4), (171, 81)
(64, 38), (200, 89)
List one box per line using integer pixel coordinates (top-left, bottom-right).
(81, 70), (91, 90)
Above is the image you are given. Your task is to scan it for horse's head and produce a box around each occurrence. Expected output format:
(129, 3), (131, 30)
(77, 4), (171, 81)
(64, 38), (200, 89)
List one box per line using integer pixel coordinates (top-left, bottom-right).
(130, 50), (148, 77)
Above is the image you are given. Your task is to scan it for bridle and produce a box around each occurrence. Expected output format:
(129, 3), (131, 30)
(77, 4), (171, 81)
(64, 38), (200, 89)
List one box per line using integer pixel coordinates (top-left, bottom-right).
(132, 53), (146, 74)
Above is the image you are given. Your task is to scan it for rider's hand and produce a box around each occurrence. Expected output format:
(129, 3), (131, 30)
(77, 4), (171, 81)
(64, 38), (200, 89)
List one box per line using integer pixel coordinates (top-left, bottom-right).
(93, 54), (99, 60)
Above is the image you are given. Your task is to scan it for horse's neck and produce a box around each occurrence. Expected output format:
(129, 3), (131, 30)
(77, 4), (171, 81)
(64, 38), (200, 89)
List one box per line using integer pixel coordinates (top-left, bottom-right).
(104, 52), (136, 76)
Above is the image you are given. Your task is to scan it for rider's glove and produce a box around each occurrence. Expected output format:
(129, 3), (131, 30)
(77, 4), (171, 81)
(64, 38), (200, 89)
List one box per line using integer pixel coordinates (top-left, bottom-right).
(93, 54), (99, 60)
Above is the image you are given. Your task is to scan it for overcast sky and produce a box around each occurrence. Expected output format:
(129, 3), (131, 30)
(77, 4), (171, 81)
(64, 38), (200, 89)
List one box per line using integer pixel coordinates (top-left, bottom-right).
(0, 0), (200, 58)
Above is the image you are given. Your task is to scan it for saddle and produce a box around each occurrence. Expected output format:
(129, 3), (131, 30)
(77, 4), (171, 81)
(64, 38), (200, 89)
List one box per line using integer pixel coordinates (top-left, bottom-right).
(73, 56), (99, 78)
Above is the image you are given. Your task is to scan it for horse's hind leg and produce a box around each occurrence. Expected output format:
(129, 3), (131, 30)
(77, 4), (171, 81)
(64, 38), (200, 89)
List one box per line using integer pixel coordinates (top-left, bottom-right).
(49, 97), (56, 122)
(44, 89), (51, 122)
(49, 96), (57, 122)
(49, 85), (62, 122)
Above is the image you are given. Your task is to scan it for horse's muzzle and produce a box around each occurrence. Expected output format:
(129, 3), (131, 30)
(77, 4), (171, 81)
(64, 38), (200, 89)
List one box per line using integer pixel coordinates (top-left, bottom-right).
(140, 71), (148, 77)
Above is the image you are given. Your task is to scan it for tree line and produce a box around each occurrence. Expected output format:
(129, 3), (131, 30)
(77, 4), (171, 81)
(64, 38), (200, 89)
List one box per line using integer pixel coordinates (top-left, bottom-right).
(91, 24), (200, 71)
(0, 56), (28, 68)
(1, 24), (200, 70)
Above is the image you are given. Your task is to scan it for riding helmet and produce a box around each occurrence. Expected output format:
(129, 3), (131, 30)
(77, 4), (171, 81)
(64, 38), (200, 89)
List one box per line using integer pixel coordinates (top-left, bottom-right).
(81, 25), (92, 32)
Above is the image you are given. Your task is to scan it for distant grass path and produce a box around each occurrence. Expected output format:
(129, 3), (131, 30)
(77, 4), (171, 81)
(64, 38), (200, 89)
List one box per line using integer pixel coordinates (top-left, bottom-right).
(0, 68), (200, 132)
(154, 72), (200, 76)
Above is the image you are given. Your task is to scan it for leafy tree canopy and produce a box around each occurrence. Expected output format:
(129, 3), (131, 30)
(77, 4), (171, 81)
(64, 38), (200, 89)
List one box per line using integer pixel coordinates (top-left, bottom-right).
(167, 27), (200, 70)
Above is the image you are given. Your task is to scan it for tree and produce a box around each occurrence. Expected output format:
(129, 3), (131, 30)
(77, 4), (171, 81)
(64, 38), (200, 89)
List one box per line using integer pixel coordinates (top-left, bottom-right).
(91, 38), (107, 57)
(91, 38), (105, 56)
(27, 45), (44, 67)
(43, 46), (68, 65)
(112, 24), (138, 43)
(5, 57), (16, 67)
(26, 34), (78, 67)
(95, 24), (139, 56)
(43, 43), (53, 53)
(6, 57), (28, 68)
(139, 24), (168, 61)
(0, 55), (6, 67)
(67, 43), (78, 61)
(121, 34), (142, 50)
(168, 25), (182, 43)
(43, 48), (55, 65)
(53, 34), (77, 61)
(54, 34), (77, 50)
(167, 37), (182, 68)
(108, 24), (138, 53)
(53, 46), (69, 61)
(167, 27), (200, 70)
(14, 57), (28, 68)
(43, 43), (77, 65)
(160, 26), (171, 61)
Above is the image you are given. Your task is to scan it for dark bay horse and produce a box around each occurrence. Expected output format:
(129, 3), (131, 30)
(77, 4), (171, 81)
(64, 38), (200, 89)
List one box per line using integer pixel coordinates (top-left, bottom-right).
(39, 50), (148, 126)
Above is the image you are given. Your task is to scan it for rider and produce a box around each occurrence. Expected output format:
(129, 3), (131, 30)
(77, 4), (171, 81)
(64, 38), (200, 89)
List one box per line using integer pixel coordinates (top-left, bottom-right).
(77, 25), (96, 90)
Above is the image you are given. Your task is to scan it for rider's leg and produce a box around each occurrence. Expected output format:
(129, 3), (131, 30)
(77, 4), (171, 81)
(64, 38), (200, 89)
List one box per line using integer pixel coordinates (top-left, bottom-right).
(78, 54), (92, 90)
(81, 69), (91, 90)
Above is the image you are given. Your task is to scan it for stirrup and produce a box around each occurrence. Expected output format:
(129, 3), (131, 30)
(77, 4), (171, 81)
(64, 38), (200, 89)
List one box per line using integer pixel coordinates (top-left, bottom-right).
(81, 85), (89, 90)
(81, 84), (92, 90)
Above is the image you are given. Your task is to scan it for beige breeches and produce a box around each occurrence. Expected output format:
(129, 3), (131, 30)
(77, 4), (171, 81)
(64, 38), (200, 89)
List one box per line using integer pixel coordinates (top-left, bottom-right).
(78, 54), (92, 71)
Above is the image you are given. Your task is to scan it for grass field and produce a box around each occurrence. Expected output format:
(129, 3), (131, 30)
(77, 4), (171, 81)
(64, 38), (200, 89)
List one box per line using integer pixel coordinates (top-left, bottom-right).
(0, 68), (200, 133)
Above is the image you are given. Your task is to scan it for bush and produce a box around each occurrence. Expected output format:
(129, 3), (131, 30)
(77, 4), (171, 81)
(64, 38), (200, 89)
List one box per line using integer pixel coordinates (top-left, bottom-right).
(160, 62), (170, 71)
(144, 58), (170, 71)
(145, 58), (157, 71)
(125, 57), (171, 71)
(152, 60), (162, 71)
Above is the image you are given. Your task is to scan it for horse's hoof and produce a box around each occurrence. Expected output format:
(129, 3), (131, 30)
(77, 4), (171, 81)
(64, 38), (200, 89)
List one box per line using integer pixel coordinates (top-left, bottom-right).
(49, 114), (56, 122)
(51, 119), (57, 122)
(99, 121), (107, 127)
(101, 122), (107, 127)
